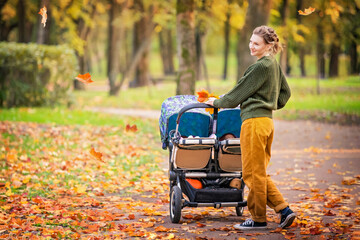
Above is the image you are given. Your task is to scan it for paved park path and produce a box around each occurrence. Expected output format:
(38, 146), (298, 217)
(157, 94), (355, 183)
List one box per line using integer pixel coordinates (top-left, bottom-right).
(93, 107), (360, 239)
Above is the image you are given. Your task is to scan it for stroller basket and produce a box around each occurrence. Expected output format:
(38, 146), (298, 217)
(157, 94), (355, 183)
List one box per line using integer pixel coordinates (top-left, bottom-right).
(182, 179), (244, 203)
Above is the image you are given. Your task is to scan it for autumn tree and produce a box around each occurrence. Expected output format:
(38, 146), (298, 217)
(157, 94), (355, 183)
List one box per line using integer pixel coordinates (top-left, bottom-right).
(0, 0), (14, 41)
(107, 0), (124, 95)
(340, 0), (360, 75)
(296, 0), (306, 77)
(72, 1), (98, 90)
(130, 0), (153, 88)
(176, 0), (196, 95)
(159, 28), (175, 75)
(36, 0), (50, 44)
(236, 0), (272, 79)
(155, 1), (176, 76)
(279, 0), (289, 74)
(195, 0), (210, 83)
(222, 0), (232, 80)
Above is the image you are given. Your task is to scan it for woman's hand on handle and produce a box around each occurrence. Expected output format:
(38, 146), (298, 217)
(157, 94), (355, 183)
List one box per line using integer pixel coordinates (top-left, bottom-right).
(205, 97), (216, 106)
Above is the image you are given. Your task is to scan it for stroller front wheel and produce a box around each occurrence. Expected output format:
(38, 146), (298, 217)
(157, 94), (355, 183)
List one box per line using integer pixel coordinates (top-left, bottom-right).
(170, 186), (182, 223)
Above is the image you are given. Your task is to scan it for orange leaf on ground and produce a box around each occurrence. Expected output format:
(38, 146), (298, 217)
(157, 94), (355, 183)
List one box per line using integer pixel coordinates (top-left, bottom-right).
(38, 6), (47, 27)
(155, 225), (170, 232)
(183, 214), (194, 219)
(197, 223), (206, 228)
(298, 7), (315, 15)
(342, 177), (357, 185)
(270, 227), (283, 233)
(75, 73), (94, 84)
(126, 124), (138, 132)
(324, 209), (336, 216)
(309, 225), (323, 235)
(89, 147), (104, 162)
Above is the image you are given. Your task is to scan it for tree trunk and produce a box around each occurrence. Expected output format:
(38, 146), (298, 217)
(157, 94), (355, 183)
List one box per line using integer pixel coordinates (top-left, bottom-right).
(316, 23), (325, 80)
(159, 29), (175, 75)
(176, 0), (196, 95)
(108, 0), (122, 95)
(131, 0), (152, 88)
(73, 2), (97, 90)
(195, 0), (209, 83)
(236, 0), (272, 79)
(299, 47), (306, 77)
(328, 23), (341, 78)
(328, 43), (340, 78)
(110, 31), (155, 96)
(222, 7), (231, 80)
(296, 0), (306, 77)
(279, 0), (289, 74)
(0, 0), (13, 41)
(17, 0), (26, 43)
(74, 53), (86, 90)
(36, 0), (50, 44)
(349, 41), (358, 75)
(195, 30), (202, 80)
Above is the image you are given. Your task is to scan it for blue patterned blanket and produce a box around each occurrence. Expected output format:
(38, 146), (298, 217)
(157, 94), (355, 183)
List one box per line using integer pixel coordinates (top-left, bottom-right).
(159, 95), (242, 149)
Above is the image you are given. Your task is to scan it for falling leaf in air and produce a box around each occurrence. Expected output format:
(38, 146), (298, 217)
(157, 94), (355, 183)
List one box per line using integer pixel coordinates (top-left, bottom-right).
(197, 89), (210, 102)
(298, 7), (316, 15)
(38, 6), (47, 27)
(75, 73), (94, 84)
(89, 147), (104, 162)
(126, 124), (138, 132)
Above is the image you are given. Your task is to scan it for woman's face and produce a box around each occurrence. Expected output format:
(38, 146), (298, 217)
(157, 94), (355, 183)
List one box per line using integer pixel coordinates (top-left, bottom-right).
(249, 34), (270, 59)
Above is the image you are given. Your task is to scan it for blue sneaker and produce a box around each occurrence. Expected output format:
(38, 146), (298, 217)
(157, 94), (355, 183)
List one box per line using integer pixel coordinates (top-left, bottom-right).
(234, 218), (267, 230)
(279, 207), (296, 228)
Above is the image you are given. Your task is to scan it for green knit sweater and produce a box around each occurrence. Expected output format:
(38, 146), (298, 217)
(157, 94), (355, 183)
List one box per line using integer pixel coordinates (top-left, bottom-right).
(213, 56), (291, 121)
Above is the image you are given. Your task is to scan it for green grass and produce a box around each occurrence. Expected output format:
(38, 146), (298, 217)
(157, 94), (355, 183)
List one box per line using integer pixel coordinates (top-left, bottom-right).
(70, 75), (360, 117)
(75, 82), (176, 110)
(0, 107), (159, 135)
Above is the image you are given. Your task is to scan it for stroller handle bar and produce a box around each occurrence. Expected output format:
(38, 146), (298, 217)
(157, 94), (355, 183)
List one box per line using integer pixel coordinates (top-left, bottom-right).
(176, 103), (217, 124)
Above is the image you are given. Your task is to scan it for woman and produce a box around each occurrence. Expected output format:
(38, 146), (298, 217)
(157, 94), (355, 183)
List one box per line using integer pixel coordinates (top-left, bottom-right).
(206, 26), (295, 230)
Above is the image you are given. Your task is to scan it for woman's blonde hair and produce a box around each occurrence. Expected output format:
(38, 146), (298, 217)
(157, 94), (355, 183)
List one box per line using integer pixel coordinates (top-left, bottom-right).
(253, 25), (282, 55)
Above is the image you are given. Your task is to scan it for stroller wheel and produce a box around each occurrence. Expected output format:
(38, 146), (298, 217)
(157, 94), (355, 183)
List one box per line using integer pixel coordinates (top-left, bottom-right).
(170, 186), (182, 223)
(235, 206), (244, 216)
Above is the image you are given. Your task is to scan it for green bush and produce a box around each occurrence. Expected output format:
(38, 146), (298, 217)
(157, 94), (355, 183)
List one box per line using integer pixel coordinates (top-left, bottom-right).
(0, 42), (78, 107)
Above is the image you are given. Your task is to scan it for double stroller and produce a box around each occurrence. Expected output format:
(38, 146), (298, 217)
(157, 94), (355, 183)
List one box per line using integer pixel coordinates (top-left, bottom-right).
(159, 95), (247, 223)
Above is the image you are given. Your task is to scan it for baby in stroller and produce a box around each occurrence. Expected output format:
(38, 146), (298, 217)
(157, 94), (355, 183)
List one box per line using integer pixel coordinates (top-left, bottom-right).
(159, 95), (246, 223)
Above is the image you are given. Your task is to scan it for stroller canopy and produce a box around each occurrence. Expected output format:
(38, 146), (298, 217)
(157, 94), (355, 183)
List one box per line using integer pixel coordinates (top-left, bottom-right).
(159, 95), (212, 148)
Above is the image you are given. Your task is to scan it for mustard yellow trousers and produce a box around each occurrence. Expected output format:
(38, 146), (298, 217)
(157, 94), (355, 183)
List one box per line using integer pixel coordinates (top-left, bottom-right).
(240, 117), (288, 222)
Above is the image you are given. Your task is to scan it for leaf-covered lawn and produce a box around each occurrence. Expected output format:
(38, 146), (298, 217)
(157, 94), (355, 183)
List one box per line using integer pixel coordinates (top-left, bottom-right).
(0, 121), (169, 239)
(1, 120), (359, 239)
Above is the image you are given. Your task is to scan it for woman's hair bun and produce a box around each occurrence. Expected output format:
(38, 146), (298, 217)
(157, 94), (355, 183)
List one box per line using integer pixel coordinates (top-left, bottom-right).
(253, 25), (282, 55)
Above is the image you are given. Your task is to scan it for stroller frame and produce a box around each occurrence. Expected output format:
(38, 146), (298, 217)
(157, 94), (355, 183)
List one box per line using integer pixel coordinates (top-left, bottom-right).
(166, 103), (247, 223)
